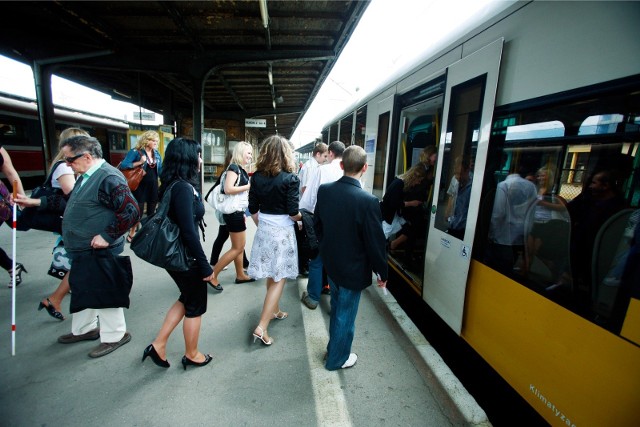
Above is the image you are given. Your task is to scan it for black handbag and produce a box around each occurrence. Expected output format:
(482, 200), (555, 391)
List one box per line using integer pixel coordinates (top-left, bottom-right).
(16, 161), (66, 233)
(69, 250), (133, 313)
(130, 180), (190, 271)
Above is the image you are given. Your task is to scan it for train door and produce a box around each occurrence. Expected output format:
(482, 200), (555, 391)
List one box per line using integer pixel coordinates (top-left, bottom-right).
(366, 93), (394, 198)
(388, 95), (442, 292)
(424, 39), (503, 333)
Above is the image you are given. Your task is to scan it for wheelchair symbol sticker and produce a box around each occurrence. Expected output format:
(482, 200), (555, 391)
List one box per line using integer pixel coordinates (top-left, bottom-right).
(460, 244), (470, 259)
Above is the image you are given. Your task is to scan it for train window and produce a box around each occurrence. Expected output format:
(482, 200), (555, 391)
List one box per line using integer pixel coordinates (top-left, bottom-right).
(330, 123), (339, 143)
(0, 121), (28, 145)
(339, 113), (353, 145)
(479, 77), (640, 335)
(202, 128), (226, 165)
(321, 129), (328, 144)
(108, 132), (127, 151)
(354, 106), (367, 148)
(434, 77), (485, 240)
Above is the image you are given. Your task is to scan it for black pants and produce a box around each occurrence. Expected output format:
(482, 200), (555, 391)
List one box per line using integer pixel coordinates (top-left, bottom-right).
(209, 224), (249, 268)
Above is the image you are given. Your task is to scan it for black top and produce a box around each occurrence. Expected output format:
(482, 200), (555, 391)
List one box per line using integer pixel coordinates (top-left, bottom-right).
(223, 163), (249, 192)
(167, 180), (212, 277)
(248, 171), (299, 216)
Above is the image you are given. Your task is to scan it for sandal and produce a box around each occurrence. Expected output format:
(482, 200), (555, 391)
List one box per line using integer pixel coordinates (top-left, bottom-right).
(126, 235), (134, 243)
(252, 325), (272, 346)
(273, 310), (288, 320)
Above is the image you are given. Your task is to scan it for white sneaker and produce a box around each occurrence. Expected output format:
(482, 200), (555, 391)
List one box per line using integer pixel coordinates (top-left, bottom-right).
(341, 353), (358, 369)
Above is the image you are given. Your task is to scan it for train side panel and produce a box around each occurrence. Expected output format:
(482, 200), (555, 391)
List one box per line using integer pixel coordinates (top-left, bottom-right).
(463, 262), (639, 426)
(469, 1), (640, 107)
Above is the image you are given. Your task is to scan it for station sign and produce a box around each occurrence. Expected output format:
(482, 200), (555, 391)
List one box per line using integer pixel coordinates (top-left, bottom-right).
(245, 118), (266, 128)
(133, 112), (156, 121)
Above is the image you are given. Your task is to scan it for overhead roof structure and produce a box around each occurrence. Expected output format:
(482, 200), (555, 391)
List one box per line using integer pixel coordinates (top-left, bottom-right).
(0, 0), (369, 139)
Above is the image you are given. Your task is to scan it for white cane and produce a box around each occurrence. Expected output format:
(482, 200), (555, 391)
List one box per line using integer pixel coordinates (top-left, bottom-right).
(11, 180), (17, 355)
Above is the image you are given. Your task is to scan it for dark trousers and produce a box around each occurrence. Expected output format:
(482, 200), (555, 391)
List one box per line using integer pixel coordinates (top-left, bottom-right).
(209, 224), (249, 267)
(0, 246), (12, 271)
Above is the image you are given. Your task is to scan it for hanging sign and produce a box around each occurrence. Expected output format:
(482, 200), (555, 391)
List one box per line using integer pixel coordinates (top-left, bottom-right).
(133, 112), (156, 121)
(245, 118), (266, 128)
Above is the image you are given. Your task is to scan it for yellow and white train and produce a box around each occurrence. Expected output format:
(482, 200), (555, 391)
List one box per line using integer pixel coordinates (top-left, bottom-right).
(321, 2), (639, 425)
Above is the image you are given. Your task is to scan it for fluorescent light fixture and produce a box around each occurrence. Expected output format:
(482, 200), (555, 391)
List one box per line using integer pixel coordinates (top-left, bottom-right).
(259, 0), (269, 29)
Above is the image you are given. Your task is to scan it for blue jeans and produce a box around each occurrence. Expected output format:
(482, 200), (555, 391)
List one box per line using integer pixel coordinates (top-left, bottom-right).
(325, 278), (362, 371)
(306, 254), (323, 304)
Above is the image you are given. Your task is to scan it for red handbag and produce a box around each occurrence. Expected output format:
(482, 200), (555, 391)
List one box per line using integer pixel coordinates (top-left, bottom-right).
(118, 150), (147, 191)
(121, 166), (146, 191)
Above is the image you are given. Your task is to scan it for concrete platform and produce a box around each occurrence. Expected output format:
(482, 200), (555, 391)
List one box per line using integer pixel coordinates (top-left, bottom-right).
(0, 194), (489, 426)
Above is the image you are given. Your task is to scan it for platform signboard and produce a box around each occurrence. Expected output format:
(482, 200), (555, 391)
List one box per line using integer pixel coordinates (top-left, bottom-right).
(245, 118), (266, 128)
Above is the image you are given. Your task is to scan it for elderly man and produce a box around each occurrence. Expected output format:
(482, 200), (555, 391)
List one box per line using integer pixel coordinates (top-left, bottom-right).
(56, 135), (140, 358)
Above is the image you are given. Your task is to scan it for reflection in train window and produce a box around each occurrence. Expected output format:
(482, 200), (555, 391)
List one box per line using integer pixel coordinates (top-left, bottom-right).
(434, 77), (484, 240)
(354, 106), (367, 148)
(478, 77), (640, 335)
(578, 114), (624, 135)
(505, 121), (565, 140)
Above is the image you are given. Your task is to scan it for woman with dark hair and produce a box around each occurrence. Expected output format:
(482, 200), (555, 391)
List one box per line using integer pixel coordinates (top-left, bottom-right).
(142, 137), (214, 370)
(247, 135), (301, 346)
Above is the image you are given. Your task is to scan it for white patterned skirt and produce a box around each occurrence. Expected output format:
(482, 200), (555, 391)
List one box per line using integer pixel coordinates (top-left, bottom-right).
(248, 221), (298, 282)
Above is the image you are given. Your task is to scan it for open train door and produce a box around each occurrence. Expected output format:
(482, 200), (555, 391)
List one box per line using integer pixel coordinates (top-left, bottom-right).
(423, 39), (503, 334)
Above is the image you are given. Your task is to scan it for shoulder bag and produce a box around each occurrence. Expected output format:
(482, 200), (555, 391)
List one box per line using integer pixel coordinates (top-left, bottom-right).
(0, 180), (12, 222)
(118, 150), (146, 191)
(130, 180), (190, 271)
(206, 167), (248, 214)
(16, 161), (66, 233)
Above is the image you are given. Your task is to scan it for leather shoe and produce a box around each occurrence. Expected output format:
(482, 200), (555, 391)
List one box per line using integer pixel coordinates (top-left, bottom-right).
(234, 277), (256, 284)
(58, 328), (100, 344)
(301, 291), (318, 310)
(88, 332), (131, 358)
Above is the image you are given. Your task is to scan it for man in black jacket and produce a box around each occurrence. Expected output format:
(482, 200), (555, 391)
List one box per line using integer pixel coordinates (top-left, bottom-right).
(314, 145), (388, 370)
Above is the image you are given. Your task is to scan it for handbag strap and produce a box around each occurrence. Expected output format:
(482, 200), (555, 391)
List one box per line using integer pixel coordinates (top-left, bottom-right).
(155, 180), (181, 218)
(42, 160), (65, 189)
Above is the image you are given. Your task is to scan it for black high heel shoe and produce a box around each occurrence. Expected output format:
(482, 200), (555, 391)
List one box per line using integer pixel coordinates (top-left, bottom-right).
(181, 354), (212, 370)
(37, 298), (65, 321)
(142, 344), (170, 368)
(7, 263), (27, 288)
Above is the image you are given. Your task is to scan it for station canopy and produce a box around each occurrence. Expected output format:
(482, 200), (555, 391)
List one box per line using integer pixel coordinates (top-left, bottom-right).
(0, 1), (369, 138)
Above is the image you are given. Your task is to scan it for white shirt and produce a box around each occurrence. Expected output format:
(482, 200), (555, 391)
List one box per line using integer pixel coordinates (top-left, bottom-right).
(489, 174), (537, 245)
(51, 162), (75, 189)
(298, 157), (320, 191)
(299, 158), (343, 213)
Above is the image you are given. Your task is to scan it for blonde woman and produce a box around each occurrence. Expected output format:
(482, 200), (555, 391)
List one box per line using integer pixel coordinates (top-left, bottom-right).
(121, 130), (162, 241)
(209, 141), (254, 289)
(247, 135), (301, 345)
